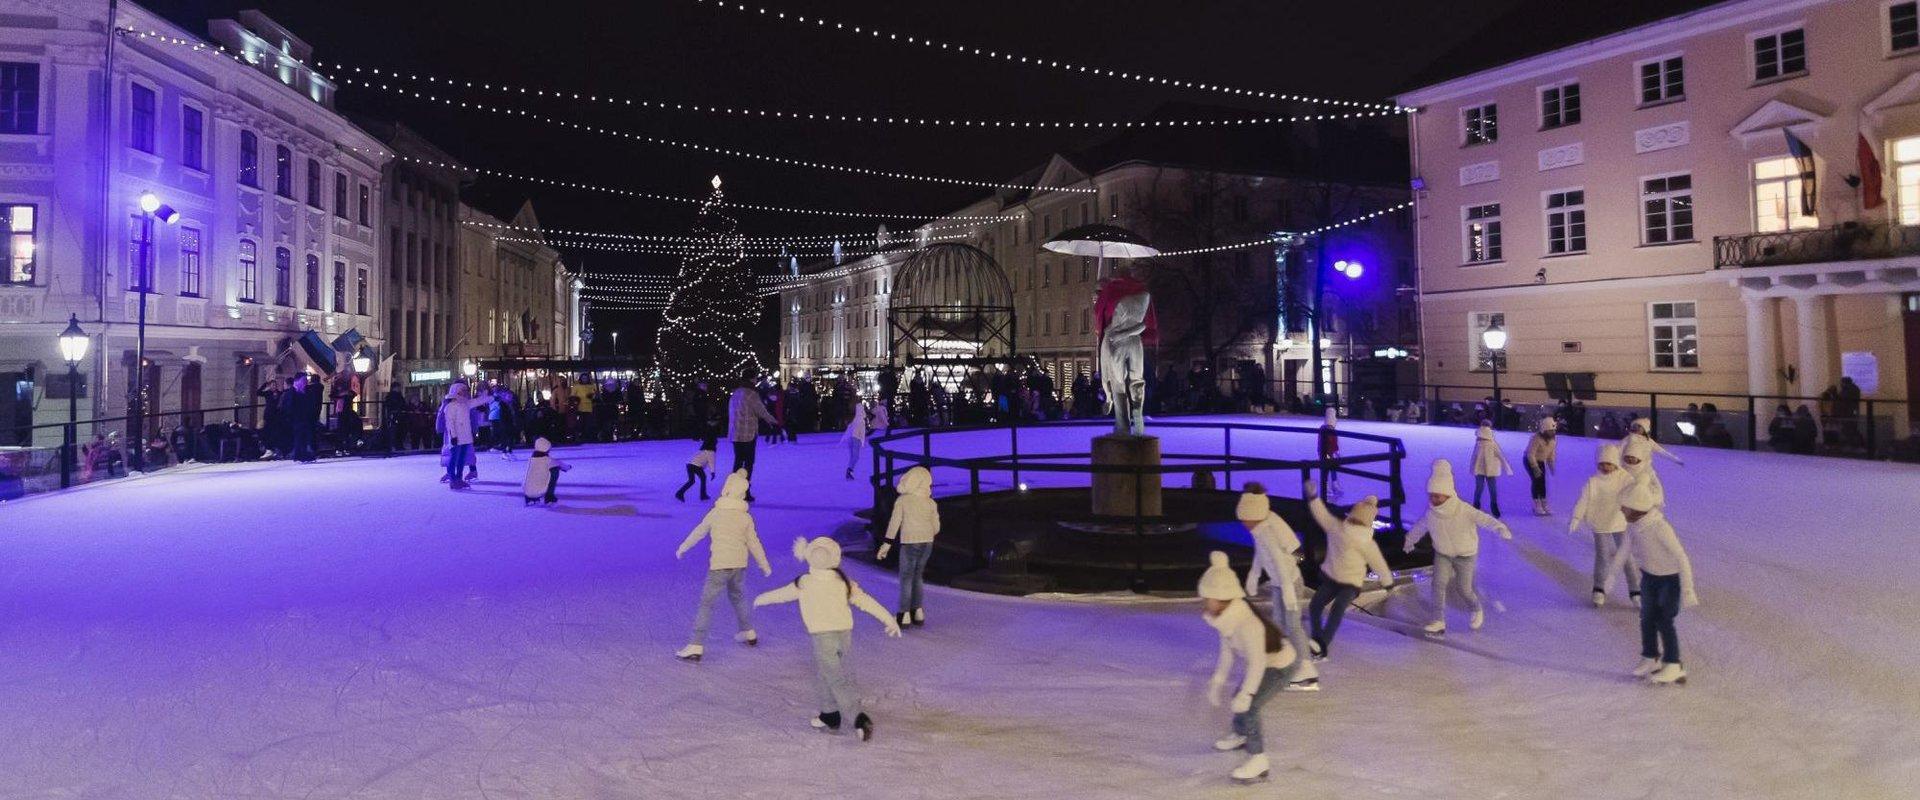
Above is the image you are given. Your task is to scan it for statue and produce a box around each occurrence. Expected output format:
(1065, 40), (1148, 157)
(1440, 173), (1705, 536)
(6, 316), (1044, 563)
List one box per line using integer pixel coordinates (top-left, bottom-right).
(1094, 270), (1157, 437)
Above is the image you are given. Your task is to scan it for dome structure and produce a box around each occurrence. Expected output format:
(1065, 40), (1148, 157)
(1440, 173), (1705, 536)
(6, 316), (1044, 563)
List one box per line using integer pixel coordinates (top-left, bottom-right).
(887, 244), (1017, 364)
(890, 243), (1013, 310)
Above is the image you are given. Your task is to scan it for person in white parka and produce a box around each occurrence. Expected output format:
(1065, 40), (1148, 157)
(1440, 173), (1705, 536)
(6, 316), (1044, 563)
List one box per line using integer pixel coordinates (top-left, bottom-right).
(754, 536), (901, 741)
(1199, 551), (1301, 785)
(1236, 483), (1319, 690)
(1607, 477), (1698, 685)
(1568, 444), (1639, 608)
(1302, 482), (1395, 659)
(1469, 420), (1515, 517)
(1621, 417), (1685, 466)
(520, 437), (571, 506)
(674, 470), (773, 662)
(875, 466), (940, 629)
(1403, 459), (1511, 635)
(1619, 436), (1668, 510)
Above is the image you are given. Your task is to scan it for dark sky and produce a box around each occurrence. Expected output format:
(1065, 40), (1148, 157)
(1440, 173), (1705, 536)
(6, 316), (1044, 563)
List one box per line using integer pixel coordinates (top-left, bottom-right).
(140, 0), (1518, 347)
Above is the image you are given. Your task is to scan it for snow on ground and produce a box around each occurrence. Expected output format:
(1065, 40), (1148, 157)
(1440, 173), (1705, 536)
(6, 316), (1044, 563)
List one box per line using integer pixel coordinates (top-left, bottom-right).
(1, 415), (1916, 799)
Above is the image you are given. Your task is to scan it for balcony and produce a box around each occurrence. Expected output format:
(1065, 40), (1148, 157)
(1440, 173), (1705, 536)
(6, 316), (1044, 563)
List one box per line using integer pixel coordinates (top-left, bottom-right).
(1714, 220), (1920, 269)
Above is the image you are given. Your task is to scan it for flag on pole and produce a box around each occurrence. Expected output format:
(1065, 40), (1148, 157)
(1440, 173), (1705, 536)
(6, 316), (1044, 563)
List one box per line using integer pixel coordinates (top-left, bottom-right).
(1784, 129), (1817, 216)
(1858, 131), (1886, 210)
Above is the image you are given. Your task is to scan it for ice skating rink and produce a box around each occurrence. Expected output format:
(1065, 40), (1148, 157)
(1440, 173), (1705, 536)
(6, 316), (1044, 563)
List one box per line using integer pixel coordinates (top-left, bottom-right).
(2, 415), (1916, 799)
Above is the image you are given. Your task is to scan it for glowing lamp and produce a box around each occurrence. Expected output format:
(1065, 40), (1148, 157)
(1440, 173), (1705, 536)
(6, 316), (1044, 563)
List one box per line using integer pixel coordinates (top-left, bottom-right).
(58, 314), (89, 364)
(1480, 323), (1508, 352)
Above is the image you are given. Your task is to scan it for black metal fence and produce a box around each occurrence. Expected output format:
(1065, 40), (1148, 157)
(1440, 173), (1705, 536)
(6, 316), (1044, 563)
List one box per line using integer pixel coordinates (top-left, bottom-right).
(1714, 220), (1920, 269)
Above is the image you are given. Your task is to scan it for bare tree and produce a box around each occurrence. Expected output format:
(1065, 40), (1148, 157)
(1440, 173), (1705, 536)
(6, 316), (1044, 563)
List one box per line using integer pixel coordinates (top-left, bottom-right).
(1125, 170), (1277, 374)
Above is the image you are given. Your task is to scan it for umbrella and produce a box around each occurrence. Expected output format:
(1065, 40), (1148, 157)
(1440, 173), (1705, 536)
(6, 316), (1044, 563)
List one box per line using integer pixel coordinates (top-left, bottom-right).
(1042, 224), (1160, 259)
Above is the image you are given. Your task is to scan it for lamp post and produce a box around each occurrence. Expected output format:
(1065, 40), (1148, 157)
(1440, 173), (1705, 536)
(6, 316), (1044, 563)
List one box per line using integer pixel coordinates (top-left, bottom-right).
(128, 191), (177, 472)
(59, 314), (90, 488)
(1481, 321), (1508, 412)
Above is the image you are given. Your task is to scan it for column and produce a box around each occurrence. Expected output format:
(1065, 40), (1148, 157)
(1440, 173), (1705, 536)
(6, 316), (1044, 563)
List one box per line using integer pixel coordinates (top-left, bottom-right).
(1794, 294), (1831, 400)
(1746, 295), (1780, 433)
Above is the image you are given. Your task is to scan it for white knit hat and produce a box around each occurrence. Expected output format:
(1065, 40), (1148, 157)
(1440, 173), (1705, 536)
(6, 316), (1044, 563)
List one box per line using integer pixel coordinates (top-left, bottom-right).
(793, 536), (842, 570)
(720, 469), (751, 500)
(1324, 408), (1338, 426)
(534, 437), (552, 451)
(1622, 436), (1653, 463)
(1235, 483), (1270, 521)
(1597, 444), (1622, 467)
(1427, 458), (1456, 495)
(1348, 495), (1380, 527)
(1630, 417), (1651, 434)
(1197, 551), (1242, 600)
(1619, 477), (1658, 512)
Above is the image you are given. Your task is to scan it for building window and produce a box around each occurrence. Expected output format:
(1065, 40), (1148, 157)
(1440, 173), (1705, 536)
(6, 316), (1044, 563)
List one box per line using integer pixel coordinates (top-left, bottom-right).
(237, 240), (258, 302)
(1545, 190), (1587, 254)
(127, 214), (151, 290)
(239, 131), (259, 187)
(129, 83), (156, 153)
(1648, 301), (1699, 370)
(0, 62), (38, 134)
(358, 184), (371, 225)
(274, 145), (294, 198)
(1462, 103), (1498, 145)
(1753, 28), (1807, 82)
(307, 159), (323, 208)
(1470, 312), (1507, 371)
(1464, 203), (1502, 263)
(333, 260), (347, 312)
(305, 254), (321, 310)
(273, 247), (291, 305)
(0, 204), (34, 285)
(1540, 82), (1580, 128)
(1753, 157), (1817, 232)
(178, 226), (202, 297)
(1894, 2), (1920, 53)
(1638, 56), (1685, 104)
(181, 105), (205, 170)
(1081, 307), (1090, 334)
(1641, 174), (1694, 244)
(334, 173), (349, 218)
(1895, 136), (1920, 223)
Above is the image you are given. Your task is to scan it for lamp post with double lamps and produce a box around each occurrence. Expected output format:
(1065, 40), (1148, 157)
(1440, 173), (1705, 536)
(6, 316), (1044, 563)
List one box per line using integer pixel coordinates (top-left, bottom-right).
(58, 314), (90, 488)
(129, 191), (178, 472)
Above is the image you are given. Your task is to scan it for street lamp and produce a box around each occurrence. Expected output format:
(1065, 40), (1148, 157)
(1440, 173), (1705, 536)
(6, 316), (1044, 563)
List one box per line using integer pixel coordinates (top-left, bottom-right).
(58, 314), (89, 488)
(1481, 321), (1508, 411)
(611, 330), (619, 356)
(460, 359), (478, 379)
(129, 191), (178, 473)
(351, 352), (373, 374)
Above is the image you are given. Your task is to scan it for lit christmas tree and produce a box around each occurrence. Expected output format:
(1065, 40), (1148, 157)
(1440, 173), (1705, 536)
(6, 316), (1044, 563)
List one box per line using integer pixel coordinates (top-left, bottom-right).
(655, 175), (764, 392)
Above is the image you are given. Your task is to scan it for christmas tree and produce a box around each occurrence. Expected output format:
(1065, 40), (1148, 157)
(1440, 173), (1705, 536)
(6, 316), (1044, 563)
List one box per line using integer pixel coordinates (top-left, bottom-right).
(656, 176), (763, 393)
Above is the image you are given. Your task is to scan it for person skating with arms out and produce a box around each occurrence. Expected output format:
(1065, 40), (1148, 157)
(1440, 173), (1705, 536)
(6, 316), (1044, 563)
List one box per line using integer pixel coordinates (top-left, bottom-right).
(1403, 459), (1512, 636)
(754, 536), (901, 740)
(875, 466), (939, 630)
(1621, 417), (1685, 467)
(1302, 481), (1395, 660)
(674, 434), (718, 502)
(1568, 444), (1639, 608)
(1198, 552), (1304, 784)
(1619, 437), (1667, 510)
(1525, 418), (1559, 516)
(1608, 478), (1698, 684)
(1469, 420), (1515, 517)
(674, 470), (772, 661)
(1236, 483), (1319, 690)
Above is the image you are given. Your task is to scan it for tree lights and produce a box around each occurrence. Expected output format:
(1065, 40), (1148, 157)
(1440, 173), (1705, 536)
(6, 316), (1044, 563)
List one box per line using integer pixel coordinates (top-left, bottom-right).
(655, 177), (765, 392)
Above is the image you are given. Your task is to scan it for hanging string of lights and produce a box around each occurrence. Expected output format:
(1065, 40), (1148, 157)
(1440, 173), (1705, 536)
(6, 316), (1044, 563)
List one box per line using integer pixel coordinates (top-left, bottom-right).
(688, 0), (1411, 113)
(502, 234), (965, 258)
(465, 218), (991, 247)
(1150, 200), (1417, 257)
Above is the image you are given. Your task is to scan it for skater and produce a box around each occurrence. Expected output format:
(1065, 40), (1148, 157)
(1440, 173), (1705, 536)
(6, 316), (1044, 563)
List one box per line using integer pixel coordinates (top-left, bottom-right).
(436, 382), (474, 490)
(727, 372), (780, 499)
(1316, 407), (1342, 498)
(1608, 478), (1698, 684)
(674, 470), (773, 661)
(1198, 551), (1302, 784)
(841, 398), (870, 481)
(753, 536), (901, 740)
(1302, 481), (1394, 659)
(1469, 420), (1514, 517)
(1568, 444), (1639, 607)
(1619, 437), (1667, 509)
(1621, 417), (1685, 466)
(675, 435), (718, 502)
(1236, 483), (1319, 690)
(1403, 459), (1511, 635)
(466, 386), (490, 481)
(875, 466), (940, 629)
(521, 437), (571, 506)
(1525, 418), (1558, 516)
(491, 387), (519, 459)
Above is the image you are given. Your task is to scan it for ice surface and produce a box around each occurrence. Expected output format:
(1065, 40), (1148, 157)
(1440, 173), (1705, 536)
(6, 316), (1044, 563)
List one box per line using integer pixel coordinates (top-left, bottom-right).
(2, 415), (1917, 799)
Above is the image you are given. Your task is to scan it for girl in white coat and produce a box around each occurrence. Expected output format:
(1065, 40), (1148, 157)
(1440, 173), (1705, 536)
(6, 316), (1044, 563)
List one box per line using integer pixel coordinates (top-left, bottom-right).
(754, 536), (901, 740)
(1568, 444), (1639, 607)
(1236, 483), (1318, 690)
(1607, 478), (1698, 685)
(1621, 417), (1685, 466)
(1198, 551), (1301, 784)
(521, 437), (571, 506)
(876, 466), (940, 629)
(1620, 436), (1668, 509)
(674, 471), (773, 661)
(1469, 420), (1514, 517)
(1403, 459), (1511, 635)
(1525, 418), (1559, 516)
(1302, 482), (1395, 659)
(841, 400), (870, 480)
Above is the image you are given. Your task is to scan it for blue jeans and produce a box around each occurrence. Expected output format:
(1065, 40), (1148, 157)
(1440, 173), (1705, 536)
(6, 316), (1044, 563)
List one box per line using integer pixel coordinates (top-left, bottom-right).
(897, 542), (933, 613)
(1231, 667), (1289, 755)
(810, 629), (861, 717)
(1592, 531), (1640, 595)
(1472, 475), (1500, 512)
(691, 568), (752, 644)
(1267, 585), (1313, 670)
(1640, 572), (1682, 663)
(444, 443), (472, 483)
(1309, 580), (1361, 653)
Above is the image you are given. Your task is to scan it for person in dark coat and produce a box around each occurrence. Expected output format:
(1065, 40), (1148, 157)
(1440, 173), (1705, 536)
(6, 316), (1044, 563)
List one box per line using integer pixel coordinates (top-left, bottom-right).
(282, 373), (319, 463)
(256, 378), (287, 458)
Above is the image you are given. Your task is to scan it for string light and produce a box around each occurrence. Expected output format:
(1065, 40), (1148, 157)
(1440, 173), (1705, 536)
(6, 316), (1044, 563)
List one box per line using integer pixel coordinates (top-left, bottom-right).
(506, 234), (965, 258)
(1150, 201), (1417, 257)
(655, 178), (766, 388)
(465, 218), (990, 246)
(689, 0), (1411, 113)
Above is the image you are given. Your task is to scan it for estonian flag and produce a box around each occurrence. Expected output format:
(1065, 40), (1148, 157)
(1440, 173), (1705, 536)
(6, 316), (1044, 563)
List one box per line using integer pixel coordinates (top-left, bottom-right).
(1784, 129), (1817, 216)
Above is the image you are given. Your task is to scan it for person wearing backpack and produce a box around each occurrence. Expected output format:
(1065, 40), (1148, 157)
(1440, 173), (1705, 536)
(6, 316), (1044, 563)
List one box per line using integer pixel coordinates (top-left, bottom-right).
(753, 536), (901, 741)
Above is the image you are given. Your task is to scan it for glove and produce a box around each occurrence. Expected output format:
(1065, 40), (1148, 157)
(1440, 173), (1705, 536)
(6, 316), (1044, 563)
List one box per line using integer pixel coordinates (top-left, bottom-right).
(1230, 692), (1253, 714)
(884, 622), (903, 638)
(674, 546), (688, 559)
(1683, 591), (1700, 608)
(1499, 527), (1514, 541)
(875, 543), (892, 561)
(1567, 521), (1580, 535)
(1206, 678), (1227, 708)
(760, 565), (773, 578)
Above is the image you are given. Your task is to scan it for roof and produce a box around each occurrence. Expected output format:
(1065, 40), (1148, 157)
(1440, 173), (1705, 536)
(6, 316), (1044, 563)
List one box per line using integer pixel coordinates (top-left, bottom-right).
(1398, 0), (1729, 94)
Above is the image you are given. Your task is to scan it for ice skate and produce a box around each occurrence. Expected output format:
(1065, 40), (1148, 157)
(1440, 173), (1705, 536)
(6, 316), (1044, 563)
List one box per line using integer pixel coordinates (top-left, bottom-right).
(912, 607), (925, 627)
(734, 630), (757, 646)
(1284, 677), (1321, 692)
(1648, 663), (1687, 685)
(1470, 609), (1485, 630)
(1533, 499), (1550, 516)
(1591, 590), (1606, 607)
(1308, 638), (1326, 661)
(449, 479), (470, 491)
(1230, 753), (1271, 784)
(523, 497), (538, 507)
(844, 468), (854, 480)
(1630, 591), (1642, 608)
(1422, 620), (1447, 637)
(853, 713), (874, 741)
(674, 644), (703, 662)
(1213, 734), (1247, 752)
(1631, 657), (1661, 677)
(812, 711), (841, 732)
(896, 611), (912, 630)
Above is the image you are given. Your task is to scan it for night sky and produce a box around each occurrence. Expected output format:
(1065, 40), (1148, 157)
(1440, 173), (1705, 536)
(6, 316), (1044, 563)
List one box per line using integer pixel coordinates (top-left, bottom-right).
(138, 0), (1520, 349)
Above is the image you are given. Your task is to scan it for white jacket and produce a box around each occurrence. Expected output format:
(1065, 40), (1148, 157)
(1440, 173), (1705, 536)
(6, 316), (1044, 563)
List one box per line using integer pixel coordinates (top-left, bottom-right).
(841, 405), (869, 444)
(1405, 497), (1510, 557)
(1206, 598), (1298, 702)
(1620, 432), (1684, 465)
(1242, 516), (1304, 614)
(1568, 469), (1634, 535)
(677, 477), (771, 573)
(1608, 508), (1696, 600)
(1623, 462), (1667, 509)
(521, 452), (569, 497)
(753, 569), (893, 633)
(438, 392), (473, 445)
(1307, 497), (1393, 587)
(1471, 430), (1512, 477)
(884, 467), (941, 545)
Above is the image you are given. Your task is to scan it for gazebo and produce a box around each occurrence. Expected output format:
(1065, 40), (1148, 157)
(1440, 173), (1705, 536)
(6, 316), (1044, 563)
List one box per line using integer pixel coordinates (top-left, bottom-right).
(885, 244), (1019, 384)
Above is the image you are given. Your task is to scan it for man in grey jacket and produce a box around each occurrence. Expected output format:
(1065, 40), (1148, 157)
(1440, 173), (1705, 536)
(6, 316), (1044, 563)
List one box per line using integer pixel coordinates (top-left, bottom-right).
(728, 372), (779, 500)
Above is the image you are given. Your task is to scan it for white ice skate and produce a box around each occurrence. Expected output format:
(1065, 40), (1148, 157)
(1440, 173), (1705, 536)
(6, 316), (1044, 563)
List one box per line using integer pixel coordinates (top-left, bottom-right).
(1230, 753), (1271, 783)
(1591, 590), (1606, 607)
(1470, 609), (1485, 630)
(1422, 621), (1447, 637)
(1283, 677), (1321, 692)
(1213, 734), (1247, 752)
(674, 644), (704, 662)
(1648, 663), (1687, 685)
(734, 630), (758, 646)
(1631, 657), (1661, 677)
(912, 608), (925, 627)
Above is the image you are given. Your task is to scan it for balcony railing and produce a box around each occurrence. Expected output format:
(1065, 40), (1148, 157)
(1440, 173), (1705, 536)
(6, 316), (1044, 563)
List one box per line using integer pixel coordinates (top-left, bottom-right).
(1714, 220), (1920, 269)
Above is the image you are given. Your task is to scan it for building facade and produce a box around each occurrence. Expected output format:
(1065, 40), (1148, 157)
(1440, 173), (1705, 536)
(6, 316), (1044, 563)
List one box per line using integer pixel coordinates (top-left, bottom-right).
(1398, 0), (1920, 435)
(362, 121), (462, 401)
(455, 201), (572, 378)
(0, 4), (387, 446)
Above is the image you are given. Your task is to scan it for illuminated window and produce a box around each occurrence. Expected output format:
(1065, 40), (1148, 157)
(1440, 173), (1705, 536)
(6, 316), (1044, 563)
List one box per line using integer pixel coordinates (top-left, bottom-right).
(1464, 203), (1502, 262)
(1753, 157), (1817, 232)
(178, 226), (202, 297)
(1649, 302), (1699, 370)
(1463, 103), (1497, 145)
(1, 204), (35, 284)
(1641, 174), (1694, 243)
(237, 240), (258, 302)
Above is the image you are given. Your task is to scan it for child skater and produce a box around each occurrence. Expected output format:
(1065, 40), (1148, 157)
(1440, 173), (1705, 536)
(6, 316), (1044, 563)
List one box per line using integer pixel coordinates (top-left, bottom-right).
(1525, 418), (1559, 516)
(1568, 444), (1638, 608)
(1316, 407), (1342, 498)
(1198, 551), (1303, 784)
(1622, 417), (1685, 466)
(754, 536), (901, 740)
(1302, 481), (1395, 660)
(1403, 459), (1511, 635)
(875, 466), (939, 629)
(674, 470), (772, 661)
(520, 437), (572, 506)
(1608, 478), (1697, 685)
(1619, 437), (1667, 509)
(675, 434), (718, 502)
(1470, 420), (1514, 517)
(1236, 483), (1319, 690)
(841, 399), (870, 481)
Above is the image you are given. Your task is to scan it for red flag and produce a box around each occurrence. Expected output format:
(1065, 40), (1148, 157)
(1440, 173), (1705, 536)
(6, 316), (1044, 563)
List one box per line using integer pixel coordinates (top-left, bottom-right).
(1859, 132), (1885, 210)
